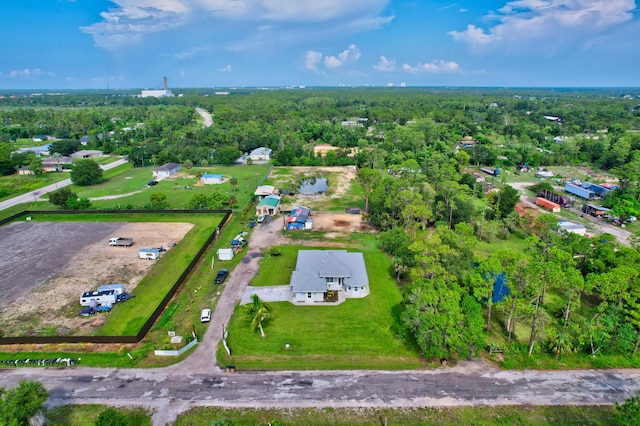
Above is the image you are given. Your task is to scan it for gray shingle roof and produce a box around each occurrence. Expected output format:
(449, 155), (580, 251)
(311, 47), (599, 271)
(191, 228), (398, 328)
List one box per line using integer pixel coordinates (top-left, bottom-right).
(290, 250), (368, 293)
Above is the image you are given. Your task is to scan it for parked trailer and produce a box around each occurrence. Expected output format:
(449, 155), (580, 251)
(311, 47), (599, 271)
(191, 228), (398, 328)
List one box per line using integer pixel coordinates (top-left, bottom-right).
(536, 197), (561, 212)
(80, 290), (117, 306)
(138, 248), (161, 260)
(97, 284), (125, 296)
(480, 167), (501, 177)
(537, 190), (571, 208)
(582, 182), (612, 197)
(565, 183), (595, 200)
(109, 237), (134, 247)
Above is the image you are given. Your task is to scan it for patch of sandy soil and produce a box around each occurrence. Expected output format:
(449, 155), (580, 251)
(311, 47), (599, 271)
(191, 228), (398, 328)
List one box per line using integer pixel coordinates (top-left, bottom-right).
(312, 144), (356, 157)
(310, 213), (370, 233)
(0, 222), (193, 336)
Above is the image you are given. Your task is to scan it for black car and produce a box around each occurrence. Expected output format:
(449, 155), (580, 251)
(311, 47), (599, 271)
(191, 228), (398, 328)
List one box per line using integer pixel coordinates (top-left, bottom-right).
(148, 180), (158, 186)
(215, 269), (229, 284)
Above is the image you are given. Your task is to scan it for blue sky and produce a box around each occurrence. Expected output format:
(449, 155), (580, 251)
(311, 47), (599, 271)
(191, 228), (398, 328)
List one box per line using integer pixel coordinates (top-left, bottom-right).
(1, 0), (639, 89)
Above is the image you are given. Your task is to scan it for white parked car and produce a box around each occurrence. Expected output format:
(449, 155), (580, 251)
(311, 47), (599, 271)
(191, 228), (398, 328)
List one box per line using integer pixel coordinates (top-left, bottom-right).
(257, 214), (266, 223)
(200, 308), (212, 323)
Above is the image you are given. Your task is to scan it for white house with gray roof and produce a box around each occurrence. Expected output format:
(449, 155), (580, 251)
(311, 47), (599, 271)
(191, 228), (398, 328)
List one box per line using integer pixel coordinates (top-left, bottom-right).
(290, 250), (369, 304)
(250, 147), (272, 162)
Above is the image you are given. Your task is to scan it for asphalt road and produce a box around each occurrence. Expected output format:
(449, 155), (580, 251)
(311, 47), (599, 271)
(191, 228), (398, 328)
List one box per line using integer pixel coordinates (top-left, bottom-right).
(0, 158), (129, 211)
(1, 361), (640, 425)
(196, 107), (213, 127)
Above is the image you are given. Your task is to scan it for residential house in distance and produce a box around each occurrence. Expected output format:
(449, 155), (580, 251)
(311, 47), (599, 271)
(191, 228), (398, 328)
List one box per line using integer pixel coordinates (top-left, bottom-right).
(32, 135), (56, 142)
(201, 173), (223, 185)
(71, 150), (103, 159)
(254, 185), (278, 199)
(42, 156), (72, 172)
(256, 194), (281, 216)
(249, 147), (272, 162)
(290, 250), (369, 304)
(153, 163), (181, 178)
(17, 144), (51, 157)
(79, 136), (90, 145)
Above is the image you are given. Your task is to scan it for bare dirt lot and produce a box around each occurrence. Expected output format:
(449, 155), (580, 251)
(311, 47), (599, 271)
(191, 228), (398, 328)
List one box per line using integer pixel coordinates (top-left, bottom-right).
(0, 221), (193, 336)
(310, 212), (367, 233)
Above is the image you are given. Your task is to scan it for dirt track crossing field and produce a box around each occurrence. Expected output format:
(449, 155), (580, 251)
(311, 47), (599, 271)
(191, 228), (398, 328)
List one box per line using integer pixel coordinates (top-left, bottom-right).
(0, 221), (193, 335)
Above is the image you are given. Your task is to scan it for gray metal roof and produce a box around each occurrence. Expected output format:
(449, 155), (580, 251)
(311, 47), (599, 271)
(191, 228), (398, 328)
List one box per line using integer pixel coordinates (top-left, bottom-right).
(290, 250), (368, 293)
(155, 162), (181, 171)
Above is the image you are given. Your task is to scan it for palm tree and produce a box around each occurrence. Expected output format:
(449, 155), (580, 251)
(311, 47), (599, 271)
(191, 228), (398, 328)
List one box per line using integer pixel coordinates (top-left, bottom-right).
(243, 294), (272, 337)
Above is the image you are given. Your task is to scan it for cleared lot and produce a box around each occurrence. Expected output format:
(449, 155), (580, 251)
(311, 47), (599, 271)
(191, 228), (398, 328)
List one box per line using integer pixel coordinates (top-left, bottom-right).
(0, 221), (192, 335)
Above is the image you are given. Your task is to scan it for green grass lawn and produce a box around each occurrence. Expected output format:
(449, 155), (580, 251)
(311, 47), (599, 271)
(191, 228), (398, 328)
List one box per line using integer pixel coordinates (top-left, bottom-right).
(77, 164), (271, 210)
(250, 245), (302, 286)
(475, 233), (529, 259)
(176, 405), (619, 426)
(47, 404), (151, 426)
(265, 167), (364, 213)
(0, 172), (69, 202)
(218, 247), (421, 370)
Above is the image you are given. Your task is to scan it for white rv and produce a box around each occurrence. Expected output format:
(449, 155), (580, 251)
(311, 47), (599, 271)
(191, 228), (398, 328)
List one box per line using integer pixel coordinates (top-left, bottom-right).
(80, 290), (117, 307)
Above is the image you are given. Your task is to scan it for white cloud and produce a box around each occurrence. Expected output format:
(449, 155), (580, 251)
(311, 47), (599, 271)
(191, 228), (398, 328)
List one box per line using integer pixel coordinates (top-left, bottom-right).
(324, 56), (342, 68)
(373, 56), (396, 72)
(82, 0), (392, 50)
(448, 0), (636, 51)
(401, 60), (460, 74)
(219, 64), (232, 72)
(180, 70), (186, 77)
(306, 44), (362, 72)
(305, 50), (323, 71)
(9, 68), (55, 78)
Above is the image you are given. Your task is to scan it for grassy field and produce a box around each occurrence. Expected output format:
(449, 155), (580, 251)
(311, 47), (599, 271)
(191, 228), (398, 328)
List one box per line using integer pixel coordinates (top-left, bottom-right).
(265, 166), (364, 213)
(218, 242), (421, 370)
(0, 172), (69, 202)
(47, 404), (151, 426)
(176, 405), (619, 426)
(79, 164), (271, 210)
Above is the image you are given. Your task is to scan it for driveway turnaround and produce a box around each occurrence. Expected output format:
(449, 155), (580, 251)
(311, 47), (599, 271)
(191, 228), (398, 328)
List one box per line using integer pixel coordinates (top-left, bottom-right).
(240, 285), (291, 305)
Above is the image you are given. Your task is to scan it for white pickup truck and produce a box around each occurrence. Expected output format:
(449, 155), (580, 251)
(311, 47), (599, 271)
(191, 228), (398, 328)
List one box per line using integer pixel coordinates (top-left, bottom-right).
(109, 237), (134, 247)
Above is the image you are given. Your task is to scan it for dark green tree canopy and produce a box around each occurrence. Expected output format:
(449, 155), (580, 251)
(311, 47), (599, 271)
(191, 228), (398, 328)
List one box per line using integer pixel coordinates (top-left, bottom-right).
(70, 159), (103, 186)
(0, 380), (48, 426)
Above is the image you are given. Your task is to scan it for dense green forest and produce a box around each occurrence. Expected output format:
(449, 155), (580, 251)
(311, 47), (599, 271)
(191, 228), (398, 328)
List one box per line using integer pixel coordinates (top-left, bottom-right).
(2, 87), (640, 364)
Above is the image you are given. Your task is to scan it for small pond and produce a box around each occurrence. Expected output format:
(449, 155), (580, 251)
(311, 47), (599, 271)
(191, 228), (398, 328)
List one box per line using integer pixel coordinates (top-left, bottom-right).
(297, 177), (328, 194)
